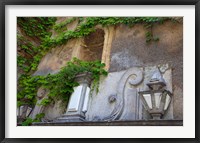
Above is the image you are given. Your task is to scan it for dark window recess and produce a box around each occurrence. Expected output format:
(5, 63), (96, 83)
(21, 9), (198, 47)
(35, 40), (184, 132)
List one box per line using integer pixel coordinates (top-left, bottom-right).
(80, 29), (105, 61)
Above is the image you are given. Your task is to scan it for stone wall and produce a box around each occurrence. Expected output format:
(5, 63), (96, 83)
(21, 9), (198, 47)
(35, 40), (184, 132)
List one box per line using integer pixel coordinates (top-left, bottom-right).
(109, 21), (183, 119)
(33, 18), (183, 121)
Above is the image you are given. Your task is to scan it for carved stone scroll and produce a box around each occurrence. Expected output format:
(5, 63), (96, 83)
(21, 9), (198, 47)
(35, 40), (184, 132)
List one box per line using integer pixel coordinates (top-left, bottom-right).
(102, 67), (144, 121)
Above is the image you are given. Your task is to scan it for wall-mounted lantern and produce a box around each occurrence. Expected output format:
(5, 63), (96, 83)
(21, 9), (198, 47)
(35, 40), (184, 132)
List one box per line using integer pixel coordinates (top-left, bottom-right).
(17, 105), (33, 124)
(138, 70), (172, 120)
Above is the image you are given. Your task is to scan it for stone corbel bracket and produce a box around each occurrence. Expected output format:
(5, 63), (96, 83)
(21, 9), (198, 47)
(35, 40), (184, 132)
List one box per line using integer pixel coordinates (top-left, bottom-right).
(102, 67), (144, 121)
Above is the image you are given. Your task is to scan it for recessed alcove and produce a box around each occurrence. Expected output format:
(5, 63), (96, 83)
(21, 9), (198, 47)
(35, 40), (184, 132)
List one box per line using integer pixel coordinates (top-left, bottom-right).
(79, 29), (105, 61)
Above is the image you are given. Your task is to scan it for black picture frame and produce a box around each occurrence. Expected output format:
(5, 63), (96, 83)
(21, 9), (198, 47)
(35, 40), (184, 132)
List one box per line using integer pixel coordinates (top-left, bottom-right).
(0, 0), (199, 143)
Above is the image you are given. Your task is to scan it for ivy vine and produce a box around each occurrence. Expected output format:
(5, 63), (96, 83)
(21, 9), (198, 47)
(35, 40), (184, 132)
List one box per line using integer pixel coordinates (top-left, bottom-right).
(17, 17), (56, 39)
(21, 113), (45, 126)
(17, 58), (108, 108)
(53, 17), (77, 32)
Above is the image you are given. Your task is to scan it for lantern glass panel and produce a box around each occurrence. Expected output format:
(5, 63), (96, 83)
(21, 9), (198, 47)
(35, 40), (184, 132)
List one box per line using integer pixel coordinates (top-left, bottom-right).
(143, 94), (152, 109)
(164, 94), (171, 110)
(19, 106), (24, 116)
(17, 107), (20, 116)
(154, 93), (162, 108)
(26, 107), (32, 117)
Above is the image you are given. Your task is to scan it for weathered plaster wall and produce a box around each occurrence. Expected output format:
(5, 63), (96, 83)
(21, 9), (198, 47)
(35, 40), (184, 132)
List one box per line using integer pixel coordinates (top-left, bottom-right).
(34, 17), (81, 76)
(34, 39), (80, 75)
(34, 19), (183, 120)
(110, 21), (183, 71)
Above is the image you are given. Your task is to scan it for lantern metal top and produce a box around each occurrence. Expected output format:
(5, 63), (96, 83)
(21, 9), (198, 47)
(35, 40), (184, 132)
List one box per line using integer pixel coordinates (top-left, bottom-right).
(146, 69), (166, 90)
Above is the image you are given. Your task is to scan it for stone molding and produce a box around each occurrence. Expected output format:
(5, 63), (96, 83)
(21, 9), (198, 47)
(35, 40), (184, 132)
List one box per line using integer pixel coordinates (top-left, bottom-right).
(32, 120), (183, 126)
